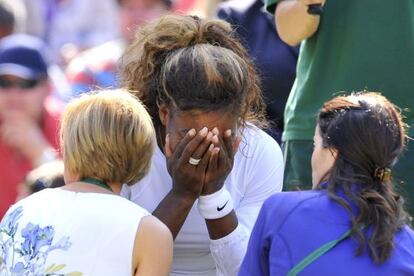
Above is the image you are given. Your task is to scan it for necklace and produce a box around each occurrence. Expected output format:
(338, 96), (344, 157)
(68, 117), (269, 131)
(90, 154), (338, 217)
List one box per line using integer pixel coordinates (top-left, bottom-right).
(81, 178), (113, 192)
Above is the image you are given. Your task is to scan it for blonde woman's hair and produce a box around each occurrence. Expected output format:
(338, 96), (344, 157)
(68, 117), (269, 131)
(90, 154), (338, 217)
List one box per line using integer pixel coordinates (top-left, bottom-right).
(60, 89), (155, 185)
(120, 14), (267, 129)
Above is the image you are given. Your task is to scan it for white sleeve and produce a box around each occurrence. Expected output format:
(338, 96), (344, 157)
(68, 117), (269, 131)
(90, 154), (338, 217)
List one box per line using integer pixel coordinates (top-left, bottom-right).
(209, 130), (284, 275)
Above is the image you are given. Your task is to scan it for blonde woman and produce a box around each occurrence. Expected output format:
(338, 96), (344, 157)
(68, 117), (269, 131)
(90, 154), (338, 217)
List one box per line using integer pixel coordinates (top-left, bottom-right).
(0, 90), (173, 275)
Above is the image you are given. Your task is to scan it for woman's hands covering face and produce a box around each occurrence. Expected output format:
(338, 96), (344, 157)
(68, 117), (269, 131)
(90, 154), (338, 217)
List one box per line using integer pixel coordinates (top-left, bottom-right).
(202, 128), (241, 195)
(165, 127), (241, 199)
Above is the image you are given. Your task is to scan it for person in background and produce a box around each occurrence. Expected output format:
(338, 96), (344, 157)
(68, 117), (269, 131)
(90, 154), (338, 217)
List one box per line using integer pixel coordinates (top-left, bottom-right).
(65, 0), (171, 98)
(0, 1), (14, 38)
(0, 36), (62, 218)
(0, 0), (26, 33)
(0, 89), (173, 275)
(120, 15), (284, 275)
(15, 159), (65, 201)
(218, 0), (298, 142)
(265, 0), (414, 216)
(0, 34), (72, 104)
(13, 0), (120, 64)
(240, 92), (414, 275)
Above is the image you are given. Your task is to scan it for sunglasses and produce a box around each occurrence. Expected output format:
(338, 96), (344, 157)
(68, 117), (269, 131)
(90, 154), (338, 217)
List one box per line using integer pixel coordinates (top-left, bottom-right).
(0, 77), (42, 90)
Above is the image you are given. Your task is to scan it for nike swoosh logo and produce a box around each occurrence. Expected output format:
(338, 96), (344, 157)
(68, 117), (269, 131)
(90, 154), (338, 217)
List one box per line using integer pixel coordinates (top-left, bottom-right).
(217, 201), (229, 211)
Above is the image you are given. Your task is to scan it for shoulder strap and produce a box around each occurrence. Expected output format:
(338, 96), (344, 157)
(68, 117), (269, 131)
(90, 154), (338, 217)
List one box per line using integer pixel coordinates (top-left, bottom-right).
(287, 229), (353, 276)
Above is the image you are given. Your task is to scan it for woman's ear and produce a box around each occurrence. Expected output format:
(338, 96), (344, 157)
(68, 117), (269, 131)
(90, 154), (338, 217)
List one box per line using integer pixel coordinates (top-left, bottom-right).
(158, 104), (169, 126)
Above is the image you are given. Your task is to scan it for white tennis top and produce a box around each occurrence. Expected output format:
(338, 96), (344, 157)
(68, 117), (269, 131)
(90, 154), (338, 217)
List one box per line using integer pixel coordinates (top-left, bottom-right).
(122, 125), (284, 275)
(0, 188), (149, 276)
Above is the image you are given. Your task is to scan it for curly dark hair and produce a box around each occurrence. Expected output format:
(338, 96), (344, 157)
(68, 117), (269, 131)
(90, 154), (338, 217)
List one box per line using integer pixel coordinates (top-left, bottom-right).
(317, 92), (411, 263)
(120, 14), (267, 133)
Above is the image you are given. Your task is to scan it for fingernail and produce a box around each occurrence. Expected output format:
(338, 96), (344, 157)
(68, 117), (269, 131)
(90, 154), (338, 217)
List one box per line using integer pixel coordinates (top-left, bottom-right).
(213, 147), (220, 154)
(225, 129), (232, 137)
(209, 143), (214, 151)
(200, 127), (208, 136)
(189, 129), (196, 136)
(212, 127), (219, 135)
(212, 135), (219, 144)
(207, 131), (213, 140)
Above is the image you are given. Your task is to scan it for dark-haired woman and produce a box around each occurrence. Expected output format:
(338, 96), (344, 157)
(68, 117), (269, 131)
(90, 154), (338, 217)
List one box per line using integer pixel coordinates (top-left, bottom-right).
(120, 15), (284, 275)
(239, 93), (414, 275)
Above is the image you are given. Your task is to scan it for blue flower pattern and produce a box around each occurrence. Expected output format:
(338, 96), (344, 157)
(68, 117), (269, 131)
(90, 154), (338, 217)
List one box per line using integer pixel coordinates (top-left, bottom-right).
(0, 207), (82, 276)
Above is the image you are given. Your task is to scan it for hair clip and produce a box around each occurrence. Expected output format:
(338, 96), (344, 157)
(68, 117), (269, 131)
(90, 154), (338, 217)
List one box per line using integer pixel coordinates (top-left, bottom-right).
(374, 167), (392, 182)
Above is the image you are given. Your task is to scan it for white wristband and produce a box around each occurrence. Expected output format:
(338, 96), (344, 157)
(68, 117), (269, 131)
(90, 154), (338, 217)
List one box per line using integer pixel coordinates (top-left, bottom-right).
(197, 187), (234, 219)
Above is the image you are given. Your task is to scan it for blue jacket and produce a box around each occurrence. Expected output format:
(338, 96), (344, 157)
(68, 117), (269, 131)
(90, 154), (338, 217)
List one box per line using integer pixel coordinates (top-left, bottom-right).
(240, 190), (414, 275)
(218, 0), (299, 141)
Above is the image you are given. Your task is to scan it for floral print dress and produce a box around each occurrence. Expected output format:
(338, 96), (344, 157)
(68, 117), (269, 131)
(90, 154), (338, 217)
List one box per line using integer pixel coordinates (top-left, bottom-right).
(0, 188), (149, 276)
(0, 206), (80, 276)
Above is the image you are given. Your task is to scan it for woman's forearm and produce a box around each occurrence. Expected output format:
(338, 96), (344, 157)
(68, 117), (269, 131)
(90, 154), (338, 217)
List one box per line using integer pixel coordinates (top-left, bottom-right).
(152, 191), (196, 239)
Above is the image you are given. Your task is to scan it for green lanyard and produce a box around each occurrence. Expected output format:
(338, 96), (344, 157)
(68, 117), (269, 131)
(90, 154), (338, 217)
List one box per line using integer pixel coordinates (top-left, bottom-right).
(81, 178), (113, 192)
(287, 228), (353, 276)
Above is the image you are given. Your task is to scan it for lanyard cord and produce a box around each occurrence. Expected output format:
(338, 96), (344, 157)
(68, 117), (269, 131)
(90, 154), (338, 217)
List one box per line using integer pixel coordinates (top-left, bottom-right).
(287, 228), (354, 276)
(81, 178), (113, 192)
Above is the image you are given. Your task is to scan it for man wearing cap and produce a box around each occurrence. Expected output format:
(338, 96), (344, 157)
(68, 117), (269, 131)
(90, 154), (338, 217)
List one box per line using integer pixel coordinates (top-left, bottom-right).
(65, 0), (172, 98)
(0, 34), (60, 218)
